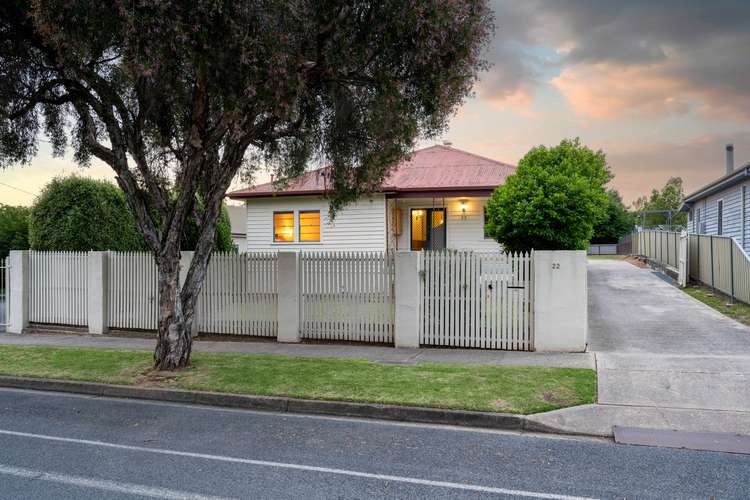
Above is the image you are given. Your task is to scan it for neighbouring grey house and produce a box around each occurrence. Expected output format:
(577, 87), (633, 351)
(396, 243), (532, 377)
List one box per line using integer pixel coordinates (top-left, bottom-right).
(225, 205), (247, 251)
(682, 144), (750, 252)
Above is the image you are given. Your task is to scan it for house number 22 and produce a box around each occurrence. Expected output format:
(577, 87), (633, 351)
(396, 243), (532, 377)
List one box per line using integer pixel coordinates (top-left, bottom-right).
(552, 262), (560, 269)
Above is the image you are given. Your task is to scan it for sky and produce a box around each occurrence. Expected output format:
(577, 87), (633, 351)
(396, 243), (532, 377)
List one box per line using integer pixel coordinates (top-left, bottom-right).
(2, 0), (749, 207)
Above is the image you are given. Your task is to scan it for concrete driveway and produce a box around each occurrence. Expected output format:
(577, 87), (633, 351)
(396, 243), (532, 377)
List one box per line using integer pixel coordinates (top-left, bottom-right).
(529, 259), (750, 437)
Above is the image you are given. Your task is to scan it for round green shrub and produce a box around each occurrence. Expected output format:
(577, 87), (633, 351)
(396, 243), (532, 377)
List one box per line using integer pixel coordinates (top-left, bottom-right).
(29, 176), (146, 251)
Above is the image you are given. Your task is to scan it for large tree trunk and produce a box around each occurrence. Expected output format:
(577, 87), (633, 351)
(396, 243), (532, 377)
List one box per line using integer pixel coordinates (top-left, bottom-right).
(153, 253), (194, 370)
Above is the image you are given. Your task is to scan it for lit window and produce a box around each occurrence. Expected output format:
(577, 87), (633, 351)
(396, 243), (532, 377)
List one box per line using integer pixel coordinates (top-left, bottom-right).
(273, 212), (294, 242)
(299, 210), (321, 242)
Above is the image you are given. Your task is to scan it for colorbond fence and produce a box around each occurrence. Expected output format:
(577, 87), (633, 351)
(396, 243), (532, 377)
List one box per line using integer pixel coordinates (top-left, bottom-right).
(299, 251), (395, 343)
(28, 251), (88, 326)
(632, 230), (681, 270)
(688, 234), (750, 304)
(419, 251), (533, 350)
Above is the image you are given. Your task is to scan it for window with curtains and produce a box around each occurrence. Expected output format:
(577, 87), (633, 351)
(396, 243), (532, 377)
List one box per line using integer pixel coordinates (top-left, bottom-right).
(299, 210), (321, 242)
(273, 212), (294, 242)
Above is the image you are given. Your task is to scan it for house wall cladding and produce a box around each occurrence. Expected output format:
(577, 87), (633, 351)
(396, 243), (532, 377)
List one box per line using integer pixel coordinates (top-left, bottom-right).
(689, 181), (750, 253)
(392, 197), (500, 252)
(244, 195), (387, 252)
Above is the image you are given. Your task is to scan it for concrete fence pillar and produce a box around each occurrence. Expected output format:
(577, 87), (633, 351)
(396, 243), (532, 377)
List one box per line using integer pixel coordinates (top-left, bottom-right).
(179, 251), (199, 337)
(394, 251), (420, 348)
(87, 251), (109, 334)
(7, 250), (29, 334)
(277, 251), (300, 343)
(533, 250), (587, 352)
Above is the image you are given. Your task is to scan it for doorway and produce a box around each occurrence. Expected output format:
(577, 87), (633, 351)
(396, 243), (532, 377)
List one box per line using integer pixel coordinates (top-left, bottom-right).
(410, 208), (446, 251)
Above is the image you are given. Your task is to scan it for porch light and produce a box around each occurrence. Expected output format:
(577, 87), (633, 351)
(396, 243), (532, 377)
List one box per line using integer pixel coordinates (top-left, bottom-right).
(459, 199), (468, 219)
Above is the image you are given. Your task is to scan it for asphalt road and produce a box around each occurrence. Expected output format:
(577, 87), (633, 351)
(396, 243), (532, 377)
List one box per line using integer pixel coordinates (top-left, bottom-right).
(0, 389), (748, 499)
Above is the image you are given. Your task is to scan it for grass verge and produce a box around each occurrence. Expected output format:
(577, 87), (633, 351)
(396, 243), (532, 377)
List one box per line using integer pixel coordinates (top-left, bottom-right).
(683, 284), (750, 327)
(0, 345), (595, 415)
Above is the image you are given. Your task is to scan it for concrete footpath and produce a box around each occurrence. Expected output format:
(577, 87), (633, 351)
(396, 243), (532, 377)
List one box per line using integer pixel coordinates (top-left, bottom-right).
(528, 260), (750, 437)
(0, 331), (594, 368)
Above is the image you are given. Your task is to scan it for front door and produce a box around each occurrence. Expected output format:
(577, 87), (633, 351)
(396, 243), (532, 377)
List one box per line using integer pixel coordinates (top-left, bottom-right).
(411, 208), (446, 251)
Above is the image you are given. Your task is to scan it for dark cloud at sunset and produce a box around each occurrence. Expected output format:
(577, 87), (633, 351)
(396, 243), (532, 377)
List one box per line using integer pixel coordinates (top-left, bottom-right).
(1, 1), (749, 207)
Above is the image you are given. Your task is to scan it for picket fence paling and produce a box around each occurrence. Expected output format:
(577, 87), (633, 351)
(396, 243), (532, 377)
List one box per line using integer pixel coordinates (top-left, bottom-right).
(28, 251), (88, 326)
(299, 251), (395, 343)
(108, 252), (159, 331)
(1, 257), (8, 327)
(419, 251), (532, 350)
(197, 252), (277, 336)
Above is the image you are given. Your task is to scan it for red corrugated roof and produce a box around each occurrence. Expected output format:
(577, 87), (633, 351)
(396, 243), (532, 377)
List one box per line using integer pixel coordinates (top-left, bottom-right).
(227, 145), (515, 199)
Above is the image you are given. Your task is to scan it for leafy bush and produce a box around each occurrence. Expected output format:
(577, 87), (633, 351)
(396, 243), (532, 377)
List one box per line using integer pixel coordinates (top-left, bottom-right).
(29, 176), (146, 251)
(485, 139), (610, 252)
(29, 176), (234, 252)
(0, 204), (30, 258)
(591, 189), (634, 244)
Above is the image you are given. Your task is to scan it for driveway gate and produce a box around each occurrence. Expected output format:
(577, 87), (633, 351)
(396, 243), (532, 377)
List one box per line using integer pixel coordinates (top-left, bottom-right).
(419, 251), (533, 350)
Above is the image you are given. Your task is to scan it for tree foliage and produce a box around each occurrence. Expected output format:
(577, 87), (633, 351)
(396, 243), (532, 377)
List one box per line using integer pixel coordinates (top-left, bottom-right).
(28, 176), (233, 252)
(29, 176), (147, 251)
(0, 204), (30, 258)
(591, 189), (635, 244)
(632, 177), (687, 228)
(485, 139), (611, 252)
(0, 0), (493, 368)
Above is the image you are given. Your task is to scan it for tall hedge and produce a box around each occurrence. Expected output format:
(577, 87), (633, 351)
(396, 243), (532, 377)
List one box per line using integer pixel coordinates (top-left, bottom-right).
(29, 176), (235, 252)
(0, 204), (30, 258)
(29, 176), (147, 251)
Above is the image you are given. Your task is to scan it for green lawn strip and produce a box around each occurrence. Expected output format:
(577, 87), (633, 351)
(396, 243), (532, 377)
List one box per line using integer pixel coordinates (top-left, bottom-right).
(683, 284), (750, 327)
(0, 345), (596, 415)
(587, 255), (625, 260)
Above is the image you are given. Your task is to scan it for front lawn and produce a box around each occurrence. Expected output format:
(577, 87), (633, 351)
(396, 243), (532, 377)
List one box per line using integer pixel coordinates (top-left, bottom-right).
(0, 345), (596, 414)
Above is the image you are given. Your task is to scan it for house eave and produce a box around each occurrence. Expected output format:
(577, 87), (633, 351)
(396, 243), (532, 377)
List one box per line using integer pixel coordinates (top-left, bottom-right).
(681, 164), (750, 211)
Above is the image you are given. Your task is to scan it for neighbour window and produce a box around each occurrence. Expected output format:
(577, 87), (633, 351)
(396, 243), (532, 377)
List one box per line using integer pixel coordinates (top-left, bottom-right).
(299, 210), (321, 242)
(717, 200), (723, 235)
(695, 208), (701, 234)
(273, 212), (295, 242)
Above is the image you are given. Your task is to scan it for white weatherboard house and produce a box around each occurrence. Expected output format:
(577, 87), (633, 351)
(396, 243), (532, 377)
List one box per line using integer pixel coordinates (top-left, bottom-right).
(683, 144), (750, 252)
(227, 145), (514, 252)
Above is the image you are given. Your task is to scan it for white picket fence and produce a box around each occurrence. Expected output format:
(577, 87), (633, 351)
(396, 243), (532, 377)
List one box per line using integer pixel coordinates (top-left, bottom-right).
(109, 252), (159, 330)
(299, 251), (395, 343)
(108, 251), (278, 335)
(0, 257), (8, 330)
(419, 251), (533, 350)
(29, 251), (89, 326)
(198, 252), (277, 336)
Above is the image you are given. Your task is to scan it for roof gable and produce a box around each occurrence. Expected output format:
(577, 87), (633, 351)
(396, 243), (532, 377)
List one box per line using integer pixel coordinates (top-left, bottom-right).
(227, 145), (515, 199)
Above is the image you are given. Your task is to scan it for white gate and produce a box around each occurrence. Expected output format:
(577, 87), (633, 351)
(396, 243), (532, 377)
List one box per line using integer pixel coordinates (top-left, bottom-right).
(419, 251), (533, 350)
(300, 251), (395, 343)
